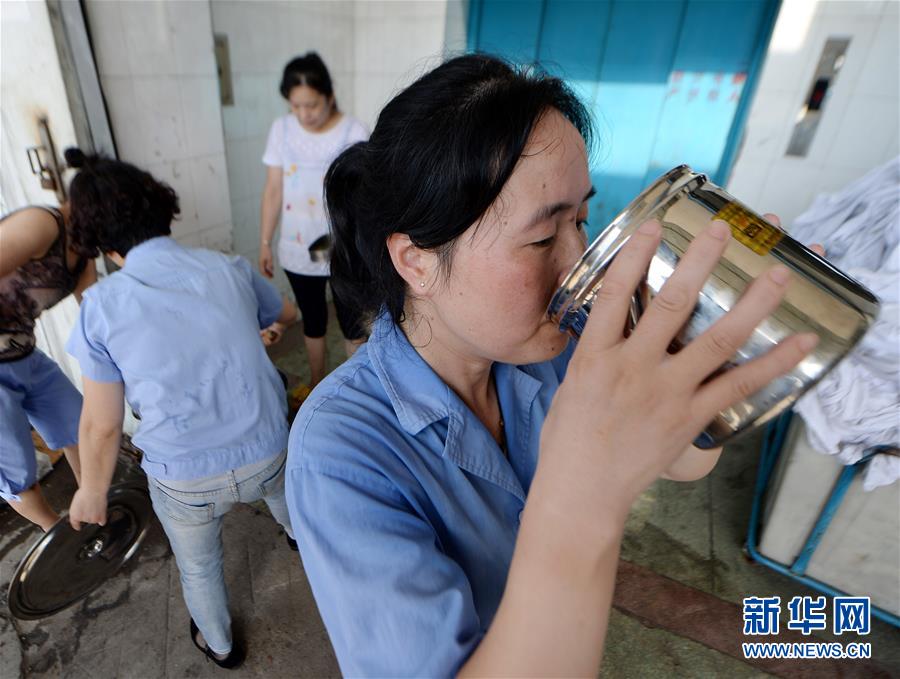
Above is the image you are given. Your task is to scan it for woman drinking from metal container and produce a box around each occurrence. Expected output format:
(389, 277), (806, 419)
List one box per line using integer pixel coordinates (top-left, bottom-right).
(284, 54), (823, 676)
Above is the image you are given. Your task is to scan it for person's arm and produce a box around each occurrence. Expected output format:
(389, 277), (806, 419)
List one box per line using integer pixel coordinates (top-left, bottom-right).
(65, 294), (126, 529)
(275, 297), (299, 326)
(261, 297), (299, 346)
(0, 208), (58, 278)
(459, 219), (817, 676)
(68, 378), (124, 530)
(243, 254), (298, 345)
(259, 165), (283, 278)
(72, 258), (98, 304)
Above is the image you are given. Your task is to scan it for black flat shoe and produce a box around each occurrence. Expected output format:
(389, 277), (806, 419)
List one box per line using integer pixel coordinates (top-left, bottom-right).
(286, 534), (298, 552)
(190, 618), (245, 669)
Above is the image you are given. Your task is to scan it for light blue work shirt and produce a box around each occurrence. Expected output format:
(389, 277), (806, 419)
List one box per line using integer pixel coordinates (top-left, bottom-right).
(286, 312), (573, 677)
(67, 237), (288, 481)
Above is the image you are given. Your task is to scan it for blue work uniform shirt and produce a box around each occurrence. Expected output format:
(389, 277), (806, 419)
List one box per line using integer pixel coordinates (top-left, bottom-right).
(286, 312), (573, 677)
(67, 237), (288, 481)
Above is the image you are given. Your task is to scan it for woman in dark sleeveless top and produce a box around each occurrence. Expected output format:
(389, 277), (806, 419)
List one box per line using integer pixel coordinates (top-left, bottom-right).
(0, 205), (96, 529)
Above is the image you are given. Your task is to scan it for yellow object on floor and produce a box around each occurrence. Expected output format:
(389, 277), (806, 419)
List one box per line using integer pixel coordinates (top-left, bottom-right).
(288, 384), (312, 411)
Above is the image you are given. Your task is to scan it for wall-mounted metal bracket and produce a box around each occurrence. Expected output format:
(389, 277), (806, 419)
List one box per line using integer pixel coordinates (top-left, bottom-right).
(214, 34), (234, 107)
(25, 117), (67, 202)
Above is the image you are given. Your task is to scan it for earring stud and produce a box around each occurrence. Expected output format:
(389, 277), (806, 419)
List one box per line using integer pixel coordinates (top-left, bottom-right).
(419, 281), (426, 288)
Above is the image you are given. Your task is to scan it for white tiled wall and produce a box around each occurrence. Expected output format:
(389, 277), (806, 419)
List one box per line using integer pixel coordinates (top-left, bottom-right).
(210, 0), (449, 293)
(728, 0), (900, 226)
(352, 1), (449, 127)
(84, 0), (233, 252)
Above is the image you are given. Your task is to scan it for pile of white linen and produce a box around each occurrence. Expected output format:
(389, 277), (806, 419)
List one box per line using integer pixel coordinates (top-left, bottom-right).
(791, 157), (900, 490)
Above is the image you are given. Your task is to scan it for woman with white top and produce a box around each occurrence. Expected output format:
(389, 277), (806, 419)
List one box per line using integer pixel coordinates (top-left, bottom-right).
(259, 53), (369, 391)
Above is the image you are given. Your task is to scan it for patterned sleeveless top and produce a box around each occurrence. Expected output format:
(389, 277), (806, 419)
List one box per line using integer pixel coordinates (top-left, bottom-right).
(0, 207), (86, 362)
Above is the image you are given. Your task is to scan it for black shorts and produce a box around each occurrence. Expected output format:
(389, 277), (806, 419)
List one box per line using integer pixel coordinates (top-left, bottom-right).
(284, 271), (367, 341)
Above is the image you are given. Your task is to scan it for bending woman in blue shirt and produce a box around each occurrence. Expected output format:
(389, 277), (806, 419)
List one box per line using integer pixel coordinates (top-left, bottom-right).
(285, 54), (817, 676)
(64, 151), (300, 669)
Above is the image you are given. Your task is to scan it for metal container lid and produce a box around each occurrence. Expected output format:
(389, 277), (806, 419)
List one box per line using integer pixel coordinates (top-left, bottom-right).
(308, 234), (332, 263)
(7, 484), (152, 620)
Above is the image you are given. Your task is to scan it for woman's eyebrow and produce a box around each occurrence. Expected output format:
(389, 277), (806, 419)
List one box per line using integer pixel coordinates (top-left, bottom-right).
(524, 186), (596, 231)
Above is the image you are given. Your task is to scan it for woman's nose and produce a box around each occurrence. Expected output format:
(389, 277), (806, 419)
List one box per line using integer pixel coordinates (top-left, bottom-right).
(556, 227), (588, 286)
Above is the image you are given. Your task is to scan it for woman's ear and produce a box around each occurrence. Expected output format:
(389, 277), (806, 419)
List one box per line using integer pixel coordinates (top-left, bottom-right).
(385, 233), (437, 293)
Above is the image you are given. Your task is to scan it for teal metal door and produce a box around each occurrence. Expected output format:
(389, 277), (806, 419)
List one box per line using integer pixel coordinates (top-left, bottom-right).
(469, 0), (780, 237)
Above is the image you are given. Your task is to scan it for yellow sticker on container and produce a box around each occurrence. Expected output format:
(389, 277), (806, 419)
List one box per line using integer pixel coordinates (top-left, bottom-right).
(714, 202), (784, 255)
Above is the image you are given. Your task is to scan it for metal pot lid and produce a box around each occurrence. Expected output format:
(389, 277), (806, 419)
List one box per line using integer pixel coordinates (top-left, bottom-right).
(7, 483), (152, 620)
(308, 234), (332, 263)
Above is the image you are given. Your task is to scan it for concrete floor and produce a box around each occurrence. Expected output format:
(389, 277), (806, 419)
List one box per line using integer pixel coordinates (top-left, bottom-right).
(2, 311), (898, 677)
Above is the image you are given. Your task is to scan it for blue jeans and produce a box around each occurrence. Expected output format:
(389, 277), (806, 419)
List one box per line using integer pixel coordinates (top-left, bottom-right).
(147, 450), (293, 654)
(1, 349), (82, 501)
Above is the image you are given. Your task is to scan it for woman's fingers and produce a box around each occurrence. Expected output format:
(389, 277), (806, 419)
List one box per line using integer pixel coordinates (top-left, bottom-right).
(762, 212), (827, 257)
(260, 327), (282, 347)
(629, 221), (731, 355)
(578, 220), (662, 351)
(673, 264), (793, 384)
(691, 332), (818, 427)
(259, 250), (274, 278)
(762, 214), (826, 256)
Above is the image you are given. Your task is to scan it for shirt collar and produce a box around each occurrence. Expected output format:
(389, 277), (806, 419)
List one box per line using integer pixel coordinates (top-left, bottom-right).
(122, 236), (181, 270)
(367, 312), (455, 435)
(367, 311), (547, 502)
(367, 312), (544, 436)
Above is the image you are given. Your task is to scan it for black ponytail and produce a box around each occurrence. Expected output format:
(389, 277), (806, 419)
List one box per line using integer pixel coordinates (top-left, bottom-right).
(64, 147), (88, 169)
(324, 142), (383, 324)
(324, 53), (592, 327)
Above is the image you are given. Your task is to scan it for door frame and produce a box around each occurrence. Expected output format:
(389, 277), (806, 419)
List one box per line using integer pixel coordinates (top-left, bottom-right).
(45, 0), (116, 157)
(715, 0), (781, 185)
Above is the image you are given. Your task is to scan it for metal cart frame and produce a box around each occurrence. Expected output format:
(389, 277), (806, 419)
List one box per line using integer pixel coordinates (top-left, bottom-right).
(745, 409), (900, 628)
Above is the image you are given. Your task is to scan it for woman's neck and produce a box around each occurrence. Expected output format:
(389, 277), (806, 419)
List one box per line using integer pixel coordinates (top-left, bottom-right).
(304, 108), (343, 134)
(401, 309), (503, 442)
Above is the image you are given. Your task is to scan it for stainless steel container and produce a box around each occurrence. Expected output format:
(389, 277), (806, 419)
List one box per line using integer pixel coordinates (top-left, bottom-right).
(548, 165), (880, 448)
